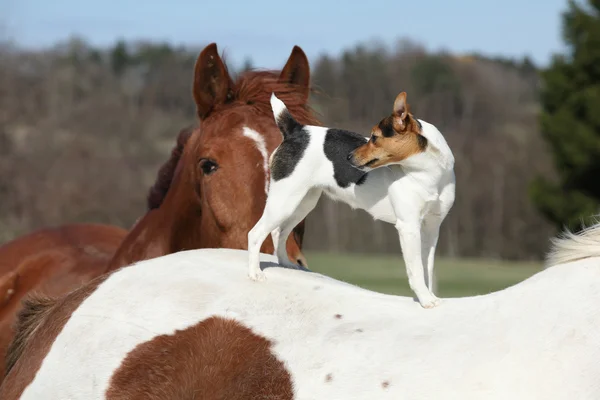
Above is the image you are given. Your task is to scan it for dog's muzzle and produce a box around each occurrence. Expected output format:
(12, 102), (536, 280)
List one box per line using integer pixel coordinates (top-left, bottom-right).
(362, 158), (379, 168)
(348, 152), (378, 170)
(347, 151), (363, 167)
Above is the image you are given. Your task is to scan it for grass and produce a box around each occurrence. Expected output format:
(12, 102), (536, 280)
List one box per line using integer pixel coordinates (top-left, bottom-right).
(305, 251), (543, 298)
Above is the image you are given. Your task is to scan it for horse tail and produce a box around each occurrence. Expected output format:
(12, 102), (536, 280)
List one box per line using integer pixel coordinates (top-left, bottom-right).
(5, 294), (56, 376)
(546, 219), (600, 267)
(270, 93), (303, 140)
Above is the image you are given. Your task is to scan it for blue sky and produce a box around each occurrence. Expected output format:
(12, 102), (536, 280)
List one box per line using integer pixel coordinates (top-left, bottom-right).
(3, 0), (568, 69)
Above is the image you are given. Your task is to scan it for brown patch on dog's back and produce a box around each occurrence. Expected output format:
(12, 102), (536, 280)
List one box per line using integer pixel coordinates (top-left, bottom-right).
(105, 317), (293, 400)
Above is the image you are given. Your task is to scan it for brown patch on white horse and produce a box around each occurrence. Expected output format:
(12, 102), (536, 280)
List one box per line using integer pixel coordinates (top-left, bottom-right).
(105, 316), (293, 399)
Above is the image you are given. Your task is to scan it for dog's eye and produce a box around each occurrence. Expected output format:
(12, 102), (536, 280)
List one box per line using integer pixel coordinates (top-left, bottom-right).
(371, 135), (377, 144)
(199, 159), (219, 175)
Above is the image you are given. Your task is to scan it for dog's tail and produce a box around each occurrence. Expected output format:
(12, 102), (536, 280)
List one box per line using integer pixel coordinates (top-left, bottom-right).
(270, 93), (303, 139)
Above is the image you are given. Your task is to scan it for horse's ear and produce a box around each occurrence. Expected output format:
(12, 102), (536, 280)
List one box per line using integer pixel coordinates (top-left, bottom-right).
(192, 43), (234, 120)
(278, 45), (310, 101)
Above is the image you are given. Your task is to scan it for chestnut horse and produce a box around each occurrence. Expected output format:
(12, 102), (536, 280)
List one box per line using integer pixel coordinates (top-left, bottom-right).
(0, 42), (319, 377)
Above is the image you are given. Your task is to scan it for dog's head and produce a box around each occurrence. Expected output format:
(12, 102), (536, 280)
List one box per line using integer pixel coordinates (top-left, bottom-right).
(348, 92), (427, 170)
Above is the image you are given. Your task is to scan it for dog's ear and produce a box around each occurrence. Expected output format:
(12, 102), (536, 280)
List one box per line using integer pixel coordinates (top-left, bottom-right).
(393, 92), (409, 131)
(192, 43), (235, 120)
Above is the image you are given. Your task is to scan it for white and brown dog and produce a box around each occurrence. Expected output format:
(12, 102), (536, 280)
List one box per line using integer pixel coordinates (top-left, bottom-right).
(247, 92), (455, 308)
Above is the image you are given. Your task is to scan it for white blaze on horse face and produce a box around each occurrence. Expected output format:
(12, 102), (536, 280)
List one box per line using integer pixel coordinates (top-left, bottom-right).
(243, 127), (270, 194)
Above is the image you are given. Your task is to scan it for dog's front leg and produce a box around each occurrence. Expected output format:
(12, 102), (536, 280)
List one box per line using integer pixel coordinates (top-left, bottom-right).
(275, 188), (321, 270)
(248, 181), (311, 280)
(247, 218), (272, 281)
(395, 220), (440, 309)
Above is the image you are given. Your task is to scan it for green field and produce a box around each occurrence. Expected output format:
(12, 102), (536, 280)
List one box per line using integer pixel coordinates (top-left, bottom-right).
(305, 252), (543, 298)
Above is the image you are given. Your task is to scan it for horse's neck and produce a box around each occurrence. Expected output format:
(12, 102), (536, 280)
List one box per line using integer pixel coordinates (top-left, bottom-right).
(104, 210), (168, 272)
(105, 207), (203, 273)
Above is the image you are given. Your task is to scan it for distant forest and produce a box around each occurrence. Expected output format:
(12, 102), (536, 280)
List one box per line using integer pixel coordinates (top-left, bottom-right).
(0, 37), (555, 260)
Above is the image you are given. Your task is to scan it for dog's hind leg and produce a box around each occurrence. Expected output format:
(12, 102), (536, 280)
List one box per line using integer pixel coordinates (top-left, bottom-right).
(421, 182), (454, 293)
(275, 188), (322, 270)
(270, 227), (281, 257)
(395, 218), (440, 309)
(248, 182), (311, 281)
(421, 215), (443, 294)
(248, 213), (281, 282)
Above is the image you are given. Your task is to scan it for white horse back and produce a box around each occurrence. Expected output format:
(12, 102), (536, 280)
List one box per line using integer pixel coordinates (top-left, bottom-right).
(21, 249), (600, 399)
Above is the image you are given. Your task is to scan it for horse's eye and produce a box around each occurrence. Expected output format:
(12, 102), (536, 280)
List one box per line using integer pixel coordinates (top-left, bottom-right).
(199, 159), (219, 175)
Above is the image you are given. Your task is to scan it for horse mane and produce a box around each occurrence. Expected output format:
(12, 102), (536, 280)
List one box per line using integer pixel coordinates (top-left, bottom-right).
(145, 71), (321, 210)
(147, 126), (194, 210)
(232, 70), (321, 126)
(545, 218), (600, 267)
(5, 294), (56, 376)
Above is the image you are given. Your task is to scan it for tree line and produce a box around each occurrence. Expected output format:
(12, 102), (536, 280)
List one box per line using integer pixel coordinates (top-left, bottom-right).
(1, 13), (594, 261)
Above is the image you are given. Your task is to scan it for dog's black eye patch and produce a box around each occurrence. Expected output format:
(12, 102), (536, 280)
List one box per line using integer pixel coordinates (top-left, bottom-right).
(379, 117), (395, 138)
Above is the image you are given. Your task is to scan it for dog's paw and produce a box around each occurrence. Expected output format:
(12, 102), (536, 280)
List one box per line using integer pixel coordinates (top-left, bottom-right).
(419, 296), (441, 309)
(248, 269), (267, 282)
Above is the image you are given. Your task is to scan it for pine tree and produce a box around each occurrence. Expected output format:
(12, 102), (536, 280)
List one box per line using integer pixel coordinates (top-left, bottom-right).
(530, 0), (600, 231)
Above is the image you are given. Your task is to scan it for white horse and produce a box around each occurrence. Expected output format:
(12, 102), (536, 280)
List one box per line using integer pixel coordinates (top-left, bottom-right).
(3, 222), (600, 399)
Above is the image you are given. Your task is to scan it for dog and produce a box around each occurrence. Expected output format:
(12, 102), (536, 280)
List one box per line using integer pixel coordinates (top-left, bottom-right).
(247, 92), (455, 308)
